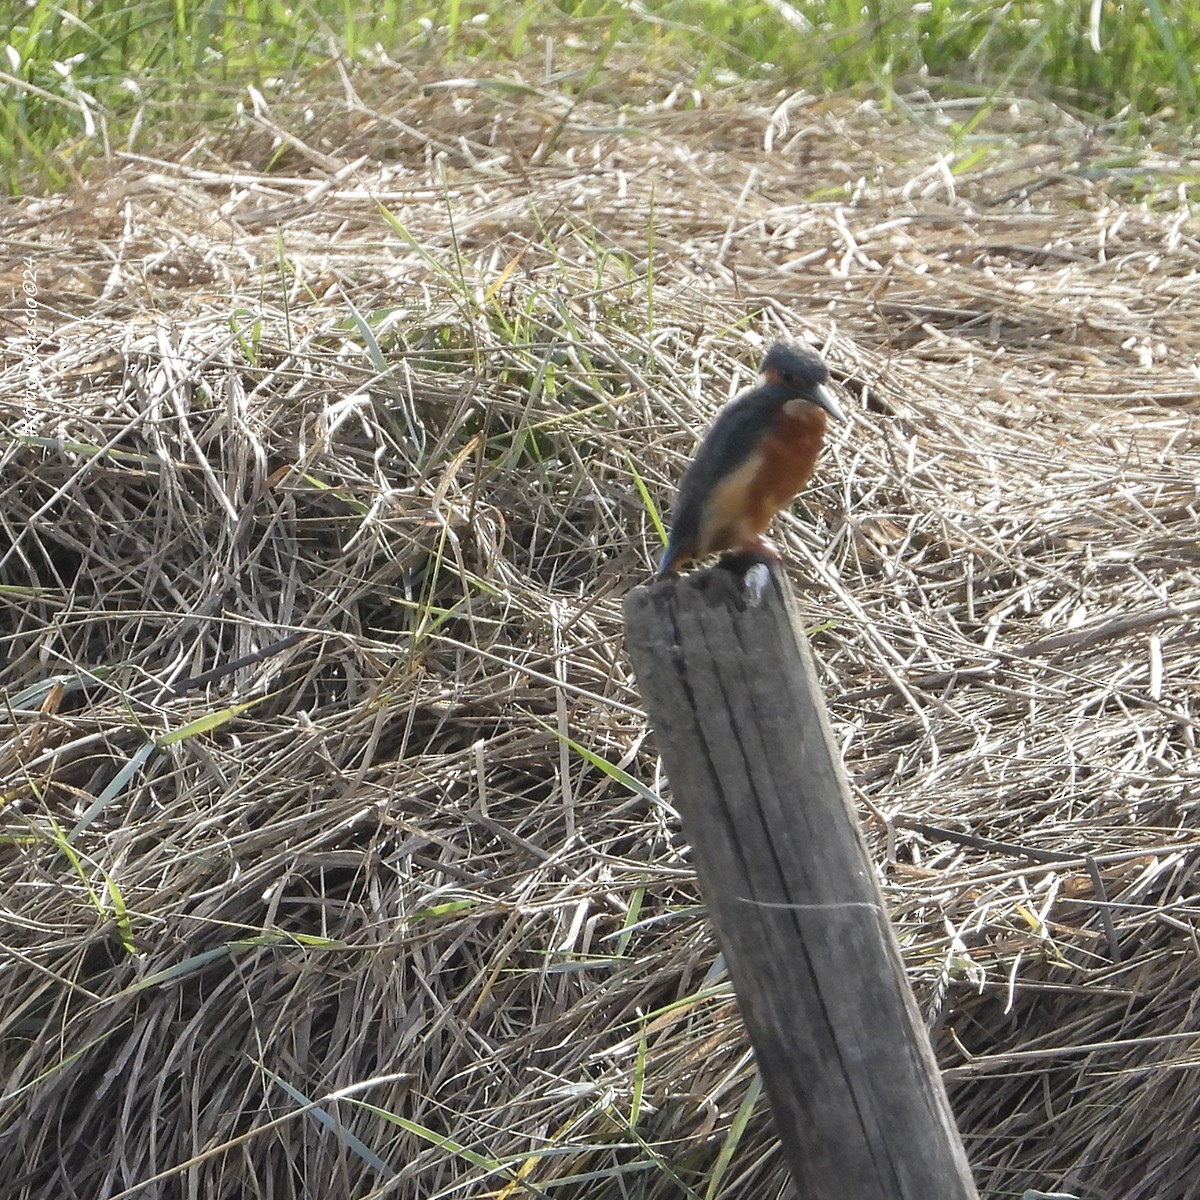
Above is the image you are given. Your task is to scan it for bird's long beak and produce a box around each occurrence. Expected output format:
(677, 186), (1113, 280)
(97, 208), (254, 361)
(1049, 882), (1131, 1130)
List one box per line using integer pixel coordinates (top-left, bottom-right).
(813, 383), (847, 423)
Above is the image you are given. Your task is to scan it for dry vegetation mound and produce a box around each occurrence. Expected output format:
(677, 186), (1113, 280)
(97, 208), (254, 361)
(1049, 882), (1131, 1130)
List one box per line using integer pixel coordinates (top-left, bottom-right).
(1, 71), (1198, 1199)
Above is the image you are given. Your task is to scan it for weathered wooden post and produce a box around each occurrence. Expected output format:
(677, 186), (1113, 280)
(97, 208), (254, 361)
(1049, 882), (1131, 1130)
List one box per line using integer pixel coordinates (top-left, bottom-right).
(624, 563), (977, 1199)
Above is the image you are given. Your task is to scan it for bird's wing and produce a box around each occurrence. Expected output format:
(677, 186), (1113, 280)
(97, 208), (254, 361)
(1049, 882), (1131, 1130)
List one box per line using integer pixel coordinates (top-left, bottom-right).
(661, 391), (773, 560)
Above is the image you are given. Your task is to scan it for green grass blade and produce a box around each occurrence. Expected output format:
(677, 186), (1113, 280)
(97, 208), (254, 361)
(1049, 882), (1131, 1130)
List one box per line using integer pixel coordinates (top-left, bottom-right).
(261, 1066), (393, 1176)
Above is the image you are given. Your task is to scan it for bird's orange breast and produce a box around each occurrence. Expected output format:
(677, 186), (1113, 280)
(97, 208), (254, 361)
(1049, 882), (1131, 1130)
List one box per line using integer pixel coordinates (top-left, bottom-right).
(696, 406), (828, 557)
(745, 406), (827, 524)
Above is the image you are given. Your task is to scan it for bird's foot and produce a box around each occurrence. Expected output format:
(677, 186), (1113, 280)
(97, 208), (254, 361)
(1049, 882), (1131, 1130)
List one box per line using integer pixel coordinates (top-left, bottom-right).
(715, 539), (780, 575)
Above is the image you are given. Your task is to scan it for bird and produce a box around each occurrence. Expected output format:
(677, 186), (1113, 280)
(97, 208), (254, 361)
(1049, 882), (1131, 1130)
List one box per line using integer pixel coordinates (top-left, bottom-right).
(656, 340), (845, 578)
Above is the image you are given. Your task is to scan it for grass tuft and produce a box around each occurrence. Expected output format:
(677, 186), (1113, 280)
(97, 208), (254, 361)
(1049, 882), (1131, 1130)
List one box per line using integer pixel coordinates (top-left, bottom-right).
(3, 1), (1200, 191)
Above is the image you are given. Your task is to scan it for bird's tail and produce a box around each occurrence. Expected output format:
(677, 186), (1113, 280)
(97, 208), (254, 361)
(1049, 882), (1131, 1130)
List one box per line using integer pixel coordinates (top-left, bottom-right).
(656, 541), (684, 579)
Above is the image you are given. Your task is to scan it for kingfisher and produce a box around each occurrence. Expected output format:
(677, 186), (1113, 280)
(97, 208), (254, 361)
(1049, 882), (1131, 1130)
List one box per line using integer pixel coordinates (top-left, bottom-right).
(657, 340), (845, 577)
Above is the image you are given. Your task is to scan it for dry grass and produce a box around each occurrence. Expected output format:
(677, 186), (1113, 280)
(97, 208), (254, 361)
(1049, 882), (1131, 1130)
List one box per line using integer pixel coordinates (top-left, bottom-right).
(2, 65), (1199, 1200)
